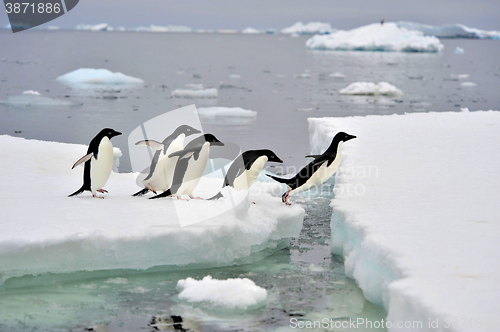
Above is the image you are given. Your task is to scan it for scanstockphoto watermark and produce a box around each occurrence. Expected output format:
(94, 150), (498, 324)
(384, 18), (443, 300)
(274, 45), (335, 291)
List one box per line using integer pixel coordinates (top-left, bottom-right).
(290, 317), (500, 330)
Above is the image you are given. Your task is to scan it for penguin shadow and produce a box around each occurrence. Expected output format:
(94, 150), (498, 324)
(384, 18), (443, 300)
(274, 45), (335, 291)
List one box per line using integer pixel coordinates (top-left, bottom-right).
(149, 315), (201, 331)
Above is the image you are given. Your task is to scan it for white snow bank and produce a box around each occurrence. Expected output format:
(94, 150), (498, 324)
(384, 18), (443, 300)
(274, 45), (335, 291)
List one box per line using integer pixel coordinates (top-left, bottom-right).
(57, 68), (144, 87)
(281, 21), (334, 35)
(197, 107), (257, 118)
(309, 111), (500, 331)
(75, 23), (111, 31)
(0, 91), (80, 107)
(172, 86), (218, 98)
(306, 22), (443, 52)
(396, 21), (500, 39)
(339, 82), (402, 96)
(177, 275), (267, 310)
(0, 136), (304, 281)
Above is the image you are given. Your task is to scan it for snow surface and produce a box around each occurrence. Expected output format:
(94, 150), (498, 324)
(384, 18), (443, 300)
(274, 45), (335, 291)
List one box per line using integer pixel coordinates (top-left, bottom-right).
(396, 21), (500, 39)
(306, 22), (443, 53)
(0, 91), (80, 107)
(197, 107), (257, 118)
(57, 68), (144, 87)
(0, 136), (304, 282)
(339, 82), (402, 96)
(281, 21), (334, 35)
(177, 275), (267, 310)
(309, 111), (500, 331)
(171, 87), (218, 98)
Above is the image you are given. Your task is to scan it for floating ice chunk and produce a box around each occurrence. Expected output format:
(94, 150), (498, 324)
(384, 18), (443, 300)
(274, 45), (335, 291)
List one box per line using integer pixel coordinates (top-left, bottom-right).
(460, 82), (477, 87)
(172, 87), (218, 98)
(339, 81), (403, 96)
(308, 110), (500, 327)
(177, 276), (267, 310)
(451, 74), (469, 79)
(218, 29), (238, 34)
(57, 68), (144, 87)
(134, 25), (192, 33)
(75, 23), (111, 31)
(229, 74), (241, 79)
(197, 107), (257, 118)
(460, 107), (470, 112)
(0, 91), (80, 107)
(281, 21), (334, 35)
(0, 136), (304, 281)
(396, 21), (500, 39)
(329, 72), (346, 79)
(454, 47), (465, 54)
(306, 22), (443, 52)
(242, 27), (262, 34)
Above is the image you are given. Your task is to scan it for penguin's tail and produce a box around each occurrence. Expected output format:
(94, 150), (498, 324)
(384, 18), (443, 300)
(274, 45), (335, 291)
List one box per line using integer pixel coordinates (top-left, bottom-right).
(207, 191), (224, 200)
(68, 185), (86, 197)
(150, 189), (172, 200)
(266, 174), (294, 185)
(132, 188), (150, 197)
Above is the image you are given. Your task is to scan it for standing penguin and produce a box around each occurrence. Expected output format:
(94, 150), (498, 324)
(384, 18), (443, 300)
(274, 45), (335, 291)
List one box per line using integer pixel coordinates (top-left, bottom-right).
(267, 132), (356, 205)
(150, 134), (224, 200)
(69, 128), (122, 199)
(208, 149), (283, 200)
(133, 125), (201, 196)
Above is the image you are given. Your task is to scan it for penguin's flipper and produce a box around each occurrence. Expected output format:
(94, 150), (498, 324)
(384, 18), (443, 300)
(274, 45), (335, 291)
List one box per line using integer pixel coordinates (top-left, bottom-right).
(305, 154), (321, 159)
(132, 188), (150, 197)
(68, 185), (86, 197)
(168, 147), (198, 160)
(71, 153), (93, 169)
(266, 173), (294, 185)
(135, 140), (164, 151)
(207, 191), (224, 200)
(149, 189), (172, 200)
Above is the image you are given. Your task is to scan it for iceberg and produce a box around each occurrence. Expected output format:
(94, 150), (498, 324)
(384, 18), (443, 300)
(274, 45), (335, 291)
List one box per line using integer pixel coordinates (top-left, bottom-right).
(241, 27), (262, 34)
(177, 275), (267, 310)
(75, 23), (111, 31)
(308, 110), (500, 330)
(339, 82), (403, 96)
(281, 21), (334, 35)
(0, 90), (81, 107)
(134, 25), (192, 33)
(56, 68), (144, 87)
(0, 136), (304, 282)
(396, 21), (500, 39)
(306, 22), (444, 52)
(197, 107), (257, 118)
(454, 46), (465, 54)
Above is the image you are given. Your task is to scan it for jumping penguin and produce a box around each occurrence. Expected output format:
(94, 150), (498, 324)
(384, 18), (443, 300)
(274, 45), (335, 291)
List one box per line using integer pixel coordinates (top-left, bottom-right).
(267, 132), (356, 205)
(150, 134), (224, 200)
(208, 149), (283, 200)
(69, 128), (122, 199)
(133, 125), (201, 196)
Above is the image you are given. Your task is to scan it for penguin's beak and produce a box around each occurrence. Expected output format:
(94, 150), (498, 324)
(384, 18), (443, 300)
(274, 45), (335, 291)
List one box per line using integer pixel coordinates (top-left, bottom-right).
(212, 141), (225, 147)
(344, 134), (356, 142)
(113, 131), (122, 137)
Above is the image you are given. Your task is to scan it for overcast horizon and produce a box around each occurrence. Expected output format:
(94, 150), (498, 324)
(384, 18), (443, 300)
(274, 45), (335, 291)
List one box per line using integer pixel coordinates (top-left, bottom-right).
(1, 0), (499, 31)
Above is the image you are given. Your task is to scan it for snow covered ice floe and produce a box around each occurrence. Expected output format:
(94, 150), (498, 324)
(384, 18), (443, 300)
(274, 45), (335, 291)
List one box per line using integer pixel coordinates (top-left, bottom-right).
(396, 21), (500, 39)
(241, 27), (263, 34)
(306, 22), (443, 52)
(177, 275), (267, 310)
(197, 107), (257, 118)
(75, 23), (111, 31)
(281, 21), (334, 35)
(0, 90), (81, 107)
(171, 85), (218, 98)
(339, 82), (402, 96)
(57, 68), (144, 87)
(455, 47), (465, 54)
(308, 111), (500, 331)
(0, 136), (304, 282)
(134, 24), (192, 33)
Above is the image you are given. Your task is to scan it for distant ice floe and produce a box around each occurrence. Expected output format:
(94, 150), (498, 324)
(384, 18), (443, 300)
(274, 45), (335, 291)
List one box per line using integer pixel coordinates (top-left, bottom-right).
(329, 72), (346, 79)
(396, 21), (500, 39)
(134, 24), (192, 33)
(0, 90), (80, 107)
(57, 68), (144, 87)
(454, 47), (465, 54)
(241, 27), (263, 34)
(306, 22), (443, 52)
(177, 276), (267, 310)
(460, 82), (477, 87)
(75, 23), (111, 31)
(197, 107), (257, 118)
(339, 82), (403, 96)
(281, 21), (334, 35)
(172, 85), (218, 98)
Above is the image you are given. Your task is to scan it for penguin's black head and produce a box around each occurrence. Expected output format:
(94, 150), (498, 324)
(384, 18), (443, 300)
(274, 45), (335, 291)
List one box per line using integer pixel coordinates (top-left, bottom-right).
(204, 134), (225, 146)
(337, 132), (356, 142)
(174, 125), (201, 137)
(261, 149), (283, 163)
(100, 128), (122, 139)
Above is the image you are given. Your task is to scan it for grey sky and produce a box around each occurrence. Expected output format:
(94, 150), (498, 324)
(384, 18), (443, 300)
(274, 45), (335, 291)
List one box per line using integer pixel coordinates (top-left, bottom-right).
(1, 0), (499, 31)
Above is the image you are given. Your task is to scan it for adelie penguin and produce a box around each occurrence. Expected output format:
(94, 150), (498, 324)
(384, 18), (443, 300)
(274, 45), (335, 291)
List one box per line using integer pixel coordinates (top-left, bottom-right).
(267, 132), (356, 205)
(150, 134), (224, 200)
(132, 125), (201, 196)
(69, 128), (122, 199)
(208, 149), (283, 200)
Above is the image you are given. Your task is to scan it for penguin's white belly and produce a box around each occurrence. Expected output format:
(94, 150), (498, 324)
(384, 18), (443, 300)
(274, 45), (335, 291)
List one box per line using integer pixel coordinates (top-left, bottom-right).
(90, 137), (114, 194)
(145, 134), (184, 190)
(177, 143), (210, 196)
(233, 156), (267, 191)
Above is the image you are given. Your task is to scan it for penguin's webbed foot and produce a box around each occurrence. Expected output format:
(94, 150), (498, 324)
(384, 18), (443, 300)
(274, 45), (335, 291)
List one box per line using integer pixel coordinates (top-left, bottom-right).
(189, 195), (203, 200)
(93, 195), (104, 199)
(97, 189), (108, 194)
(282, 191), (291, 205)
(146, 184), (157, 194)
